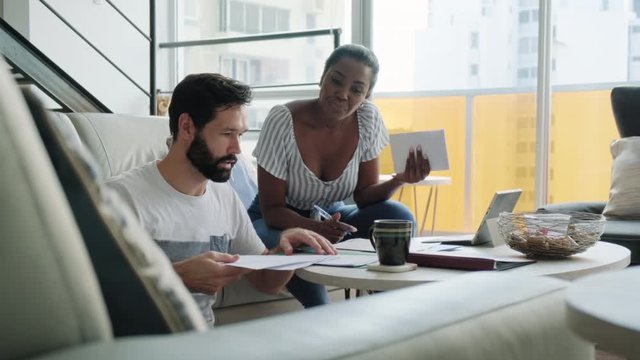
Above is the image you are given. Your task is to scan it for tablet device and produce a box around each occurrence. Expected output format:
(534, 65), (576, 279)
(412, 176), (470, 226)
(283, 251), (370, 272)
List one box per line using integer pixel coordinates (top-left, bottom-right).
(422, 189), (522, 246)
(389, 129), (449, 173)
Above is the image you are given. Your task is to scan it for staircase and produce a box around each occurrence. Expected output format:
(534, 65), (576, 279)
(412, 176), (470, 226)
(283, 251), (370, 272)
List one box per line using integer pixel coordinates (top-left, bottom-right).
(0, 17), (111, 113)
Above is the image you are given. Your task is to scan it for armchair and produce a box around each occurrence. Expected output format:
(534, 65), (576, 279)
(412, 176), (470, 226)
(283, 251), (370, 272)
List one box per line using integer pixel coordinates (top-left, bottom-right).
(540, 87), (640, 264)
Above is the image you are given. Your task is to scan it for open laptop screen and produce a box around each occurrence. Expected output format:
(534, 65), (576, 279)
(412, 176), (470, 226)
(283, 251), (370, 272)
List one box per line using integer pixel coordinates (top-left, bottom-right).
(424, 189), (522, 246)
(472, 189), (523, 245)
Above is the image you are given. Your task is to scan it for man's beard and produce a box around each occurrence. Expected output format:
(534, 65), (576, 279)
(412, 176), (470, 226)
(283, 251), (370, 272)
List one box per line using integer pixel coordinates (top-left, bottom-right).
(186, 132), (236, 182)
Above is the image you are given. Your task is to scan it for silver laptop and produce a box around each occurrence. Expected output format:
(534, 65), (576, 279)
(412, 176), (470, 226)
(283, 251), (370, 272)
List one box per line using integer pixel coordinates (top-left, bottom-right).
(422, 189), (523, 246)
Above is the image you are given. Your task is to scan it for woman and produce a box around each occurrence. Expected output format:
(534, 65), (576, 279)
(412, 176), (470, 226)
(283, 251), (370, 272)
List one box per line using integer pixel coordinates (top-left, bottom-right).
(249, 44), (430, 307)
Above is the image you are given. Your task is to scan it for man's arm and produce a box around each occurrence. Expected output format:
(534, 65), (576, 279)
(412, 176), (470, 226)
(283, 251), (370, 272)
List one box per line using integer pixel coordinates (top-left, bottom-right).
(245, 228), (336, 294)
(173, 252), (252, 294)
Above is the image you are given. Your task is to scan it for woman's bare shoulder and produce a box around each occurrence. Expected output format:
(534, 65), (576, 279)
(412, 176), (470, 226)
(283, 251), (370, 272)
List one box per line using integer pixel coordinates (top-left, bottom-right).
(285, 99), (315, 113)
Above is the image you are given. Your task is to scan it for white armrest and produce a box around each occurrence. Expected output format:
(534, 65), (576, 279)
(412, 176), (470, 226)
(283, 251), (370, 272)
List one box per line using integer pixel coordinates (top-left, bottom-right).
(36, 272), (593, 360)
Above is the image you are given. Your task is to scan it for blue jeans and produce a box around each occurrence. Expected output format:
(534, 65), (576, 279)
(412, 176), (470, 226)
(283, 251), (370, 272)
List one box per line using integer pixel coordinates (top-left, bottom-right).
(248, 196), (415, 308)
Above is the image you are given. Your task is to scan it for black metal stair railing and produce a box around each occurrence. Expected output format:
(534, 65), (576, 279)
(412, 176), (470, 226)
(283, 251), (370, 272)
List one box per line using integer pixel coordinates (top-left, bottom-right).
(0, 0), (157, 114)
(0, 17), (111, 113)
(159, 28), (342, 90)
(1, 0), (340, 114)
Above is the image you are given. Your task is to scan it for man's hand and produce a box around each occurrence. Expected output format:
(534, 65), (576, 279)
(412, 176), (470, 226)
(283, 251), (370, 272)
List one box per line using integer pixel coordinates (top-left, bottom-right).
(172, 252), (251, 295)
(274, 228), (336, 255)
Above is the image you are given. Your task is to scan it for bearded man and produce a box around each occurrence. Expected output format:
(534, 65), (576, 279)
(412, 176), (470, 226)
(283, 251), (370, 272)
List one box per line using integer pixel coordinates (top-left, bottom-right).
(106, 73), (334, 327)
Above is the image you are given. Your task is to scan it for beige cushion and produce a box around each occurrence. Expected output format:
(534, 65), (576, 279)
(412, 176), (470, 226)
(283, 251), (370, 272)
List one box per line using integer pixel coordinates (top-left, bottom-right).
(64, 113), (170, 179)
(603, 137), (640, 219)
(0, 61), (111, 358)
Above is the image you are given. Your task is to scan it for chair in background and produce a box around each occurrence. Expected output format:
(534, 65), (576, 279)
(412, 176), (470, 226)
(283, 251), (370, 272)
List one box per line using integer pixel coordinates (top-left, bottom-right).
(540, 86), (640, 264)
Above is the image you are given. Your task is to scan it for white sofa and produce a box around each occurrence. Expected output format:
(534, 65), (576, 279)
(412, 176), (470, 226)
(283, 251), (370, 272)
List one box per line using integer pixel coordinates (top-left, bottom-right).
(0, 56), (594, 358)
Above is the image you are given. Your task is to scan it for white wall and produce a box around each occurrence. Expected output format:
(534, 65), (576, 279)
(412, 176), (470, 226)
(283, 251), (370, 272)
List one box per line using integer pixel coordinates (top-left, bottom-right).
(3, 0), (151, 114)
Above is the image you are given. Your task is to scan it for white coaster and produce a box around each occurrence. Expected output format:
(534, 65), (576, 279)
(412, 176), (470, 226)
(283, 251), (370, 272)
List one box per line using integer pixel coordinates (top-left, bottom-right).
(366, 262), (418, 273)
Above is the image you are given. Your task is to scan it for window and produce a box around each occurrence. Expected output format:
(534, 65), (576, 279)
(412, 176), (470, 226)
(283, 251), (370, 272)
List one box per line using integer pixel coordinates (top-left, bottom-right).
(277, 9), (290, 31)
(517, 68), (529, 79)
(219, 55), (288, 85)
(306, 14), (317, 43)
(183, 0), (198, 21)
(262, 7), (277, 33)
(470, 31), (479, 49)
(518, 9), (537, 24)
(519, 37), (529, 54)
(229, 1), (245, 32)
(223, 1), (291, 34)
(372, 0), (539, 232)
(470, 63), (478, 76)
(245, 3), (260, 34)
(518, 36), (537, 54)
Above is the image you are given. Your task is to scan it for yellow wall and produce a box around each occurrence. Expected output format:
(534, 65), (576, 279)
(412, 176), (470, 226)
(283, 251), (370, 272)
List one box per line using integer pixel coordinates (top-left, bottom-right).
(375, 90), (617, 234)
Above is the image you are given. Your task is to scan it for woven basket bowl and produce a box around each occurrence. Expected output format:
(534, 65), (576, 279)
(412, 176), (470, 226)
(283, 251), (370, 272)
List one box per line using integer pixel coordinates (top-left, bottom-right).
(497, 211), (605, 259)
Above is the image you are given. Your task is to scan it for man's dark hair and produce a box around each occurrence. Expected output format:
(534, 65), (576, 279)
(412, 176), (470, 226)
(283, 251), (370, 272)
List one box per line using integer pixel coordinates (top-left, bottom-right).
(168, 73), (252, 140)
(320, 44), (380, 94)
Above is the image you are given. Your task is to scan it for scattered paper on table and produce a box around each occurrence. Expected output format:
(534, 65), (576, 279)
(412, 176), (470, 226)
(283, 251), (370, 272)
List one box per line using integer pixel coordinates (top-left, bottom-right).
(228, 255), (330, 270)
(227, 253), (378, 270)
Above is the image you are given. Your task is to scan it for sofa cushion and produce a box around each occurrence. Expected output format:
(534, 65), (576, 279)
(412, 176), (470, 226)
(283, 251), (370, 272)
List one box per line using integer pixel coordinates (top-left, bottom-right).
(63, 113), (171, 179)
(603, 137), (640, 219)
(32, 97), (207, 335)
(0, 62), (112, 360)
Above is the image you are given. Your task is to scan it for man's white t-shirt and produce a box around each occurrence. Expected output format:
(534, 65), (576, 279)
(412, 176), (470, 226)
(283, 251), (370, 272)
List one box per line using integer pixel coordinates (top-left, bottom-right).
(106, 161), (266, 326)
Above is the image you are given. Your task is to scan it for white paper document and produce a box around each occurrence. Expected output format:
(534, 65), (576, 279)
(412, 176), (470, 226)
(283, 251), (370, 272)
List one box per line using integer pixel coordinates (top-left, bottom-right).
(336, 237), (460, 253)
(315, 254), (378, 267)
(389, 129), (449, 173)
(227, 254), (378, 270)
(334, 238), (375, 252)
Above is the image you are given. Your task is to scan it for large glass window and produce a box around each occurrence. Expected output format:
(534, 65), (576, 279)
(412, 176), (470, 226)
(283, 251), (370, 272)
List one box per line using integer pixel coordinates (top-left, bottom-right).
(372, 0), (537, 233)
(160, 0), (640, 235)
(168, 0), (350, 90)
(548, 0), (636, 204)
(163, 0), (351, 153)
(371, 0), (638, 234)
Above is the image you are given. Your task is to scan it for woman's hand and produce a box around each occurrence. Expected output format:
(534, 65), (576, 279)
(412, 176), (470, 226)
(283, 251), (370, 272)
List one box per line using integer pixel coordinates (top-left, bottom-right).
(394, 146), (431, 184)
(315, 213), (358, 243)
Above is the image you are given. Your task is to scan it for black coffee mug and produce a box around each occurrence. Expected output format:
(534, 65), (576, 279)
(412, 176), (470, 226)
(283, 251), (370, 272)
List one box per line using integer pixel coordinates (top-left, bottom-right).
(369, 219), (413, 266)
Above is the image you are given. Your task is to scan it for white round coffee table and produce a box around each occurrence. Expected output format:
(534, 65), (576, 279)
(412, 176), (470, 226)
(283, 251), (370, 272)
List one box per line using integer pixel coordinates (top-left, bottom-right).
(296, 242), (630, 291)
(565, 266), (640, 358)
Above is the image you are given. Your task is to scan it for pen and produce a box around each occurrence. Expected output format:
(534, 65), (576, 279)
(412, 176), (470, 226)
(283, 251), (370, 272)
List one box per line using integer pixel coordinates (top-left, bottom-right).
(313, 205), (333, 221)
(313, 205), (353, 237)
